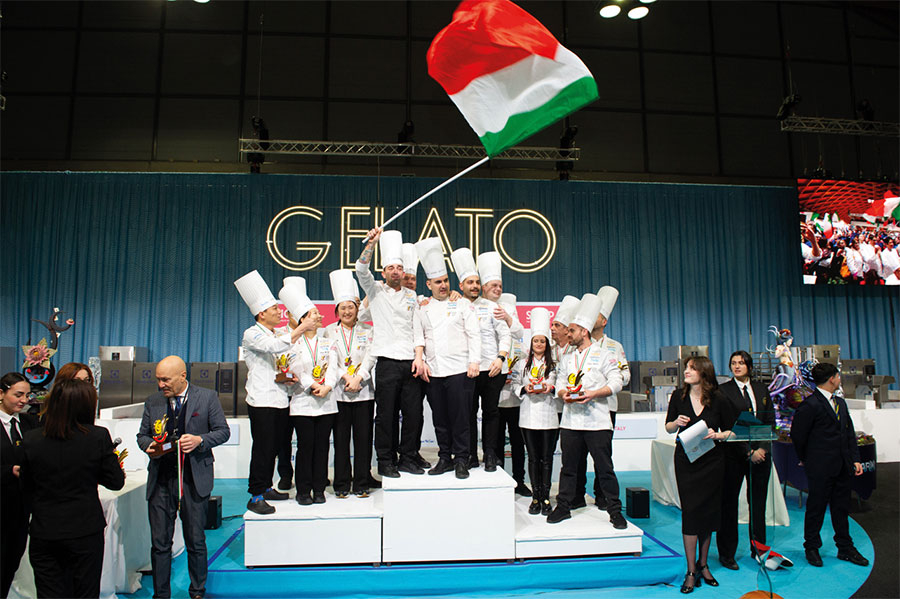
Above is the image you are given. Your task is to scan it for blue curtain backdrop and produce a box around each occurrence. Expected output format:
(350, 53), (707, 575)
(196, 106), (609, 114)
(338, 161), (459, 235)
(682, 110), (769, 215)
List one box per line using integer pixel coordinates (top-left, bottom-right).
(2, 172), (897, 386)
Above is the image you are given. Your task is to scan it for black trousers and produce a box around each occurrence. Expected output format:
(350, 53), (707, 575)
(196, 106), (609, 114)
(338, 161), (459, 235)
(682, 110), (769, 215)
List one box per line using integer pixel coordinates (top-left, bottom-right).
(148, 472), (208, 598)
(373, 358), (423, 466)
(276, 404), (295, 483)
(575, 411), (615, 499)
(497, 406), (526, 483)
(29, 532), (103, 599)
(427, 373), (474, 463)
(333, 400), (375, 493)
(522, 427), (559, 500)
(469, 371), (504, 460)
(293, 413), (336, 496)
(717, 453), (770, 559)
(247, 405), (289, 496)
(558, 429), (621, 514)
(804, 464), (854, 550)
(0, 496), (27, 599)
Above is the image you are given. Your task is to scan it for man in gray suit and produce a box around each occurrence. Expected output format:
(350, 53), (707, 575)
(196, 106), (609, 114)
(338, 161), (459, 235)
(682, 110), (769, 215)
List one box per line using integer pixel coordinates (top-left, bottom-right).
(137, 356), (230, 599)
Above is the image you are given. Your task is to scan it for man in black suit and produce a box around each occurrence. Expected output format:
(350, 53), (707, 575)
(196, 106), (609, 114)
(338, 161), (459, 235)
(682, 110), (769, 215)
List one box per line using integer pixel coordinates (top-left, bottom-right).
(716, 350), (776, 570)
(0, 373), (39, 599)
(137, 356), (230, 599)
(791, 362), (868, 568)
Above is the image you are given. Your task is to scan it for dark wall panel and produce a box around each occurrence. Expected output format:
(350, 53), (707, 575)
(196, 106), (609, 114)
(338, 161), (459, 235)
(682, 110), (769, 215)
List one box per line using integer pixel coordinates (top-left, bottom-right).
(646, 114), (718, 175)
(644, 54), (715, 113)
(77, 32), (159, 94)
(156, 99), (240, 161)
(71, 97), (155, 161)
(244, 35), (326, 98)
(162, 33), (243, 96)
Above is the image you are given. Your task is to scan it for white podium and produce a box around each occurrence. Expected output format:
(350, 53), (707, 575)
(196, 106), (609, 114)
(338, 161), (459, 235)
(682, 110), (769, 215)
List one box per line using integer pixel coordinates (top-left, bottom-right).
(514, 495), (643, 558)
(382, 469), (516, 563)
(244, 491), (384, 566)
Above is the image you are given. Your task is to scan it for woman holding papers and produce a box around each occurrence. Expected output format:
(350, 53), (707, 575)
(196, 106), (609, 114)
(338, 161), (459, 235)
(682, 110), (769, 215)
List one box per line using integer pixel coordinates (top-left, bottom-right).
(664, 356), (737, 594)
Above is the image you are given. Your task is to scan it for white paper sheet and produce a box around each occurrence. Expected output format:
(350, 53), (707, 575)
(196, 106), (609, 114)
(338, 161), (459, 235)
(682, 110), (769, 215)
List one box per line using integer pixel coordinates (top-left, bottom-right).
(677, 420), (715, 463)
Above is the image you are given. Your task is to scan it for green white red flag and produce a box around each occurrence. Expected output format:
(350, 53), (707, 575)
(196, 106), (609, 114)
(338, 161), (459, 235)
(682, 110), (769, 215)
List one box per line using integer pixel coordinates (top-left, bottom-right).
(427, 0), (598, 157)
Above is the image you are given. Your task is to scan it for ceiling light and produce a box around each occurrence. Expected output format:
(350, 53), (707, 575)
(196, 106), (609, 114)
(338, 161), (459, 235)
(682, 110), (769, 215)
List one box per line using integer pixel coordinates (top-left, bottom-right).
(627, 6), (650, 19)
(599, 4), (621, 18)
(640, 0), (657, 3)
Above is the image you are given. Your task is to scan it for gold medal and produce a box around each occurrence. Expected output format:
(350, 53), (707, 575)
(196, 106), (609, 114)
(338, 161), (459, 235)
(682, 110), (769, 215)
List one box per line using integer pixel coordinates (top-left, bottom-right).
(312, 365), (323, 379)
(347, 364), (357, 376)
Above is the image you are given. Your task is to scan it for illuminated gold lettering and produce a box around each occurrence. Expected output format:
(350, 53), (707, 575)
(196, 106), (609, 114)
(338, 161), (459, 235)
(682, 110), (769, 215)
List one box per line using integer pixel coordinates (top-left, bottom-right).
(454, 208), (494, 258)
(266, 206), (331, 271)
(492, 209), (556, 273)
(341, 206), (372, 269)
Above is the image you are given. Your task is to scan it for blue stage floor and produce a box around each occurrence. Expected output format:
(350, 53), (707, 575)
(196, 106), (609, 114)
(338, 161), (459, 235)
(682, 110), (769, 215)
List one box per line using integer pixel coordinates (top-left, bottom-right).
(122, 471), (873, 599)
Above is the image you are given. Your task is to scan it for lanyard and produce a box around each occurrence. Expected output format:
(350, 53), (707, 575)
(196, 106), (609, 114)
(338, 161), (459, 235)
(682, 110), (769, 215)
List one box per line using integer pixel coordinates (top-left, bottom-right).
(302, 335), (319, 366)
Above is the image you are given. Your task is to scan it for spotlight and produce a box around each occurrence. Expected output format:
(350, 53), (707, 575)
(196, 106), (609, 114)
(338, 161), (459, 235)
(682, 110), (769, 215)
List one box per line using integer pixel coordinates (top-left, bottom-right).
(627, 6), (649, 19)
(776, 94), (802, 121)
(193, 0), (211, 4)
(599, 4), (621, 18)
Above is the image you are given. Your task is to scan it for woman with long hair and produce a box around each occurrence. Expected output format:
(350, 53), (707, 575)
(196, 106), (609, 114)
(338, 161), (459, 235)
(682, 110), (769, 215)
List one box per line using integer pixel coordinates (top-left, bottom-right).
(664, 356), (736, 593)
(21, 379), (124, 598)
(54, 362), (94, 385)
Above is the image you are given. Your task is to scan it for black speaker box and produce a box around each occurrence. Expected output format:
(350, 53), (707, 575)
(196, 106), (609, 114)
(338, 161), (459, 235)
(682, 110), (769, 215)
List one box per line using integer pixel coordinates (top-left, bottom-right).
(206, 495), (222, 530)
(626, 487), (649, 518)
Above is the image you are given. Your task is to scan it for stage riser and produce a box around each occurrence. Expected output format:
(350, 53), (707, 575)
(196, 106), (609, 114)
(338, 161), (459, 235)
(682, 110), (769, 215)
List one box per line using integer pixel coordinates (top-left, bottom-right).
(245, 517), (382, 567)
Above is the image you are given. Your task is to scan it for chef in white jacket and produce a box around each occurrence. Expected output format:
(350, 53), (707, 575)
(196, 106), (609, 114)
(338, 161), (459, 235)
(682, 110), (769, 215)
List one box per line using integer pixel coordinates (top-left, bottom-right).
(274, 276), (307, 492)
(495, 292), (530, 497)
(549, 294), (627, 530)
(323, 269), (377, 498)
(285, 285), (339, 506)
(235, 270), (311, 514)
(413, 238), (481, 479)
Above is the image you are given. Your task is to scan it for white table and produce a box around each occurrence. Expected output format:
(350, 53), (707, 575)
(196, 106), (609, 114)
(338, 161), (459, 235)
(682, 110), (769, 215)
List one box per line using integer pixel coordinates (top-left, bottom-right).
(10, 470), (184, 599)
(650, 438), (790, 526)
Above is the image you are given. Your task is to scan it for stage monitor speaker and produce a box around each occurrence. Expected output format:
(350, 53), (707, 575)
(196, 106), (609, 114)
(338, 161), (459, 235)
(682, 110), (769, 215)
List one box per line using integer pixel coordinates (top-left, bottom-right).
(626, 487), (649, 518)
(206, 495), (222, 530)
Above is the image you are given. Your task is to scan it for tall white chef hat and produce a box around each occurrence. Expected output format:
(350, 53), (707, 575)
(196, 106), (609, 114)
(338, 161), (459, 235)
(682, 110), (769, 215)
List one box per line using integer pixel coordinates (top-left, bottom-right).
(553, 295), (580, 326)
(530, 307), (552, 339)
(401, 243), (419, 276)
(415, 237), (447, 280)
(379, 230), (404, 268)
(450, 248), (478, 283)
(235, 270), (278, 316)
(477, 251), (503, 285)
(499, 293), (516, 307)
(571, 293), (602, 331)
(279, 283), (315, 320)
(282, 276), (307, 297)
(597, 286), (619, 320)
(329, 269), (360, 304)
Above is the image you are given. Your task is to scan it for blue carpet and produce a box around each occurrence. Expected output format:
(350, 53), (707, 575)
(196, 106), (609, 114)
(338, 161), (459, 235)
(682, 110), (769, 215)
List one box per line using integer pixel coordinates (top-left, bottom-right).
(121, 472), (873, 599)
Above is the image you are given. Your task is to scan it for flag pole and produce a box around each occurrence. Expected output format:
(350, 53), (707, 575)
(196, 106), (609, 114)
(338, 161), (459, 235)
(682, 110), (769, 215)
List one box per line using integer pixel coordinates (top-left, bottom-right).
(363, 155), (490, 243)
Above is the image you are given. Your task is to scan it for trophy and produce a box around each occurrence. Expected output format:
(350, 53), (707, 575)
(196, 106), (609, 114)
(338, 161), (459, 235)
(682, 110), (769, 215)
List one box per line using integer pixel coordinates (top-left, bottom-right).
(529, 363), (546, 392)
(312, 362), (328, 384)
(345, 356), (358, 376)
(150, 415), (176, 456)
(566, 370), (586, 401)
(505, 355), (520, 384)
(274, 354), (295, 384)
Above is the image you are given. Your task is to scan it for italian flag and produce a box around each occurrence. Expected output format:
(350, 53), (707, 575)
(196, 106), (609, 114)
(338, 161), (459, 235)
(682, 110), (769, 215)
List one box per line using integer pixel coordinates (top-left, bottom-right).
(863, 193), (900, 222)
(427, 0), (598, 157)
(811, 212), (834, 239)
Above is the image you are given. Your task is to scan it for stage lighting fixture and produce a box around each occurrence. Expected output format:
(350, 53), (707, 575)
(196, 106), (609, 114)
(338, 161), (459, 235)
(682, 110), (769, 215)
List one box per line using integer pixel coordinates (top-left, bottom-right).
(776, 94), (802, 121)
(599, 4), (621, 18)
(193, 0), (210, 4)
(628, 6), (650, 19)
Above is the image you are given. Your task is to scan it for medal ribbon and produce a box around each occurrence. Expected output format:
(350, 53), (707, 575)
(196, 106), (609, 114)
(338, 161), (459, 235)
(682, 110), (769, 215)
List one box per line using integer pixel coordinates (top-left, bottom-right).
(303, 336), (319, 369)
(575, 347), (590, 374)
(340, 324), (355, 362)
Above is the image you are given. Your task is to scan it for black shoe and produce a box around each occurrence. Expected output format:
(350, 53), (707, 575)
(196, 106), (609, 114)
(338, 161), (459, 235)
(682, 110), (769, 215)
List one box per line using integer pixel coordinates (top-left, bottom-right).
(335, 490), (349, 499)
(313, 492), (326, 504)
(428, 458), (454, 475)
(595, 495), (608, 510)
(264, 488), (289, 501)
(546, 506), (571, 524)
(367, 474), (382, 489)
(455, 462), (469, 479)
(528, 499), (541, 514)
(837, 546), (869, 566)
(277, 478), (293, 491)
(697, 563), (718, 586)
(570, 497), (587, 509)
(718, 556), (739, 570)
(378, 463), (401, 478)
(296, 493), (313, 506)
(610, 512), (627, 530)
(414, 453), (432, 469)
(680, 571), (697, 594)
(354, 488), (370, 498)
(247, 497), (275, 515)
(483, 453), (498, 472)
(805, 547), (823, 567)
(398, 460), (425, 475)
(541, 500), (552, 516)
(515, 482), (532, 497)
(467, 455), (480, 469)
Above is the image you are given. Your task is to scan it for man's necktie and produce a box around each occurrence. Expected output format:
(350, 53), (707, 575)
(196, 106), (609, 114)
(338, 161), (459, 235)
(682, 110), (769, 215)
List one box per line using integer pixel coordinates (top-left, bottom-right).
(742, 385), (753, 414)
(9, 418), (22, 446)
(832, 397), (840, 421)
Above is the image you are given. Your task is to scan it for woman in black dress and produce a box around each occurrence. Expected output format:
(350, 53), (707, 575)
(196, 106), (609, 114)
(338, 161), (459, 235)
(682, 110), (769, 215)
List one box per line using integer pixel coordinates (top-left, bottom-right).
(665, 356), (736, 593)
